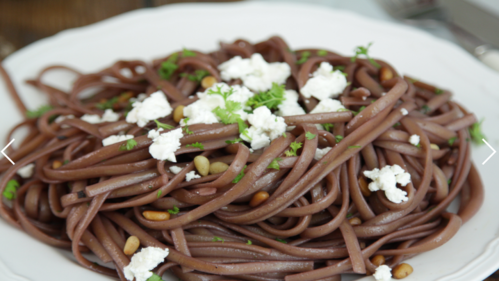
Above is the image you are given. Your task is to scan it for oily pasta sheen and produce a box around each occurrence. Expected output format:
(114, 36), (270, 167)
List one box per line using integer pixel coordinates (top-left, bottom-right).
(0, 36), (484, 281)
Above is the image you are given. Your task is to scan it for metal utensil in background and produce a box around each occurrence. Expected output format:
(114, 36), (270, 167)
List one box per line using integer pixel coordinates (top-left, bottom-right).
(376, 0), (499, 72)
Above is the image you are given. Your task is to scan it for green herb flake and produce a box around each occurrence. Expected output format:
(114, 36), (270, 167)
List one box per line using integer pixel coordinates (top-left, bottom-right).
(182, 48), (197, 57)
(393, 122), (401, 128)
(182, 117), (194, 135)
(351, 43), (380, 68)
(447, 179), (452, 185)
(276, 238), (287, 244)
(186, 142), (204, 150)
(267, 157), (282, 170)
(305, 132), (316, 140)
(353, 106), (366, 116)
(282, 132), (287, 138)
(180, 69), (210, 83)
(26, 105), (54, 119)
(232, 165), (247, 183)
(118, 139), (138, 151)
(154, 119), (175, 130)
(95, 97), (118, 110)
(246, 83), (286, 110)
(421, 105), (431, 114)
(334, 65), (346, 71)
(448, 136), (457, 146)
(346, 213), (353, 218)
(225, 138), (242, 144)
(246, 240), (252, 245)
(469, 119), (486, 145)
(285, 141), (303, 157)
(241, 129), (252, 141)
(146, 273), (164, 281)
(2, 180), (19, 200)
(323, 123), (334, 132)
(157, 190), (162, 199)
(158, 53), (179, 80)
(348, 145), (361, 149)
(236, 117), (248, 133)
(335, 135), (344, 143)
(168, 205), (180, 215)
(317, 49), (328, 56)
(212, 236), (224, 242)
(63, 160), (69, 165)
(296, 51), (311, 65)
(435, 88), (444, 95)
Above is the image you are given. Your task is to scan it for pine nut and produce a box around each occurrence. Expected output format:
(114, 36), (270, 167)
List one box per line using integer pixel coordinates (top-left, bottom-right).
(142, 210), (170, 221)
(118, 91), (134, 102)
(52, 160), (63, 169)
(393, 263), (413, 279)
(194, 155), (210, 176)
(370, 255), (385, 267)
(201, 76), (217, 89)
(379, 66), (393, 82)
(430, 143), (440, 150)
(249, 191), (269, 207)
(348, 217), (362, 226)
(209, 162), (229, 174)
(358, 176), (371, 197)
(123, 235), (140, 255)
(173, 105), (185, 123)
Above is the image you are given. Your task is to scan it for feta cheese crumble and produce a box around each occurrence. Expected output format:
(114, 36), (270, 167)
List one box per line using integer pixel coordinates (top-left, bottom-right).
(310, 98), (346, 114)
(409, 134), (420, 146)
(17, 163), (35, 178)
(55, 114), (74, 128)
(102, 134), (134, 146)
(276, 90), (306, 117)
(240, 106), (287, 150)
(314, 147), (332, 161)
(182, 83), (254, 126)
(373, 265), (392, 281)
(185, 171), (201, 182)
(363, 164), (411, 204)
(123, 247), (169, 281)
(400, 108), (408, 116)
(130, 93), (147, 103)
(148, 128), (183, 162)
(126, 91), (173, 127)
(300, 62), (348, 100)
(169, 166), (183, 174)
(218, 53), (291, 92)
(81, 109), (120, 124)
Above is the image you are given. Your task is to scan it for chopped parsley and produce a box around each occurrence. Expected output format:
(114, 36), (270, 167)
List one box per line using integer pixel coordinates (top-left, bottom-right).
(448, 136), (457, 146)
(285, 141), (303, 157)
(334, 65), (346, 71)
(182, 117), (194, 135)
(421, 105), (431, 114)
(95, 97), (118, 110)
(146, 273), (164, 281)
(305, 132), (316, 140)
(469, 119), (486, 145)
(158, 53), (179, 80)
(212, 236), (224, 242)
(154, 119), (174, 130)
(353, 106), (366, 116)
(180, 69), (210, 83)
(157, 190), (162, 199)
(246, 83), (285, 110)
(241, 130), (252, 141)
(447, 179), (451, 185)
(323, 123), (334, 131)
(2, 180), (19, 200)
(225, 138), (242, 144)
(393, 122), (401, 127)
(232, 165), (247, 183)
(296, 51), (311, 65)
(348, 145), (361, 149)
(276, 238), (287, 244)
(351, 43), (380, 68)
(208, 86), (248, 132)
(317, 49), (328, 56)
(267, 157), (282, 170)
(435, 88), (444, 95)
(346, 213), (353, 218)
(118, 139), (138, 151)
(26, 105), (53, 119)
(182, 48), (197, 57)
(246, 240), (252, 245)
(168, 205), (180, 215)
(186, 142), (204, 150)
(63, 159), (69, 165)
(335, 135), (344, 143)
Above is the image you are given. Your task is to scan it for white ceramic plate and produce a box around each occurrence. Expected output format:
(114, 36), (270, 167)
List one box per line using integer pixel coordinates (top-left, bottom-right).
(1, 2), (499, 281)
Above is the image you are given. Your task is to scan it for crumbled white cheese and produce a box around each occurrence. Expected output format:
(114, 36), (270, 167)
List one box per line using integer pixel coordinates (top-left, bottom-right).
(373, 265), (392, 281)
(126, 91), (173, 127)
(363, 164), (411, 204)
(218, 53), (291, 92)
(55, 114), (74, 128)
(409, 134), (420, 146)
(102, 134), (134, 146)
(185, 171), (201, 182)
(314, 147), (332, 161)
(169, 166), (183, 174)
(147, 128), (163, 140)
(148, 128), (183, 162)
(182, 83), (254, 126)
(240, 106), (287, 150)
(17, 163), (35, 178)
(382, 92), (387, 96)
(300, 62), (348, 100)
(129, 93), (147, 103)
(276, 90), (306, 117)
(400, 108), (408, 116)
(81, 109), (120, 124)
(310, 98), (346, 114)
(123, 247), (169, 281)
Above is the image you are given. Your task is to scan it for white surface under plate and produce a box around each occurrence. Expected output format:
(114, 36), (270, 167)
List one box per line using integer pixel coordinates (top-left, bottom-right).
(1, 2), (499, 281)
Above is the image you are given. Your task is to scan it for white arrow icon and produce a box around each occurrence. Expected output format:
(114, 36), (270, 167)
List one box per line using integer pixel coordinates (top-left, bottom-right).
(482, 139), (496, 165)
(1, 139), (15, 165)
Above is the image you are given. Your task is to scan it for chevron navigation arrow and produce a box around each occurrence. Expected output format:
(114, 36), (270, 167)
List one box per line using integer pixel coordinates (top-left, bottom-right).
(1, 139), (15, 165)
(482, 139), (496, 165)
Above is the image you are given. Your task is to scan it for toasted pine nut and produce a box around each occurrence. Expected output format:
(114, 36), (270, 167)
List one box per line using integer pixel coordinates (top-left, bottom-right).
(194, 155), (210, 176)
(123, 235), (140, 255)
(52, 160), (63, 169)
(142, 210), (170, 221)
(209, 162), (229, 174)
(173, 105), (185, 123)
(430, 143), (440, 150)
(370, 255), (385, 267)
(358, 176), (371, 197)
(201, 76), (217, 89)
(249, 191), (269, 207)
(379, 66), (393, 82)
(348, 217), (362, 226)
(393, 263), (413, 279)
(118, 91), (134, 102)
(99, 98), (107, 104)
